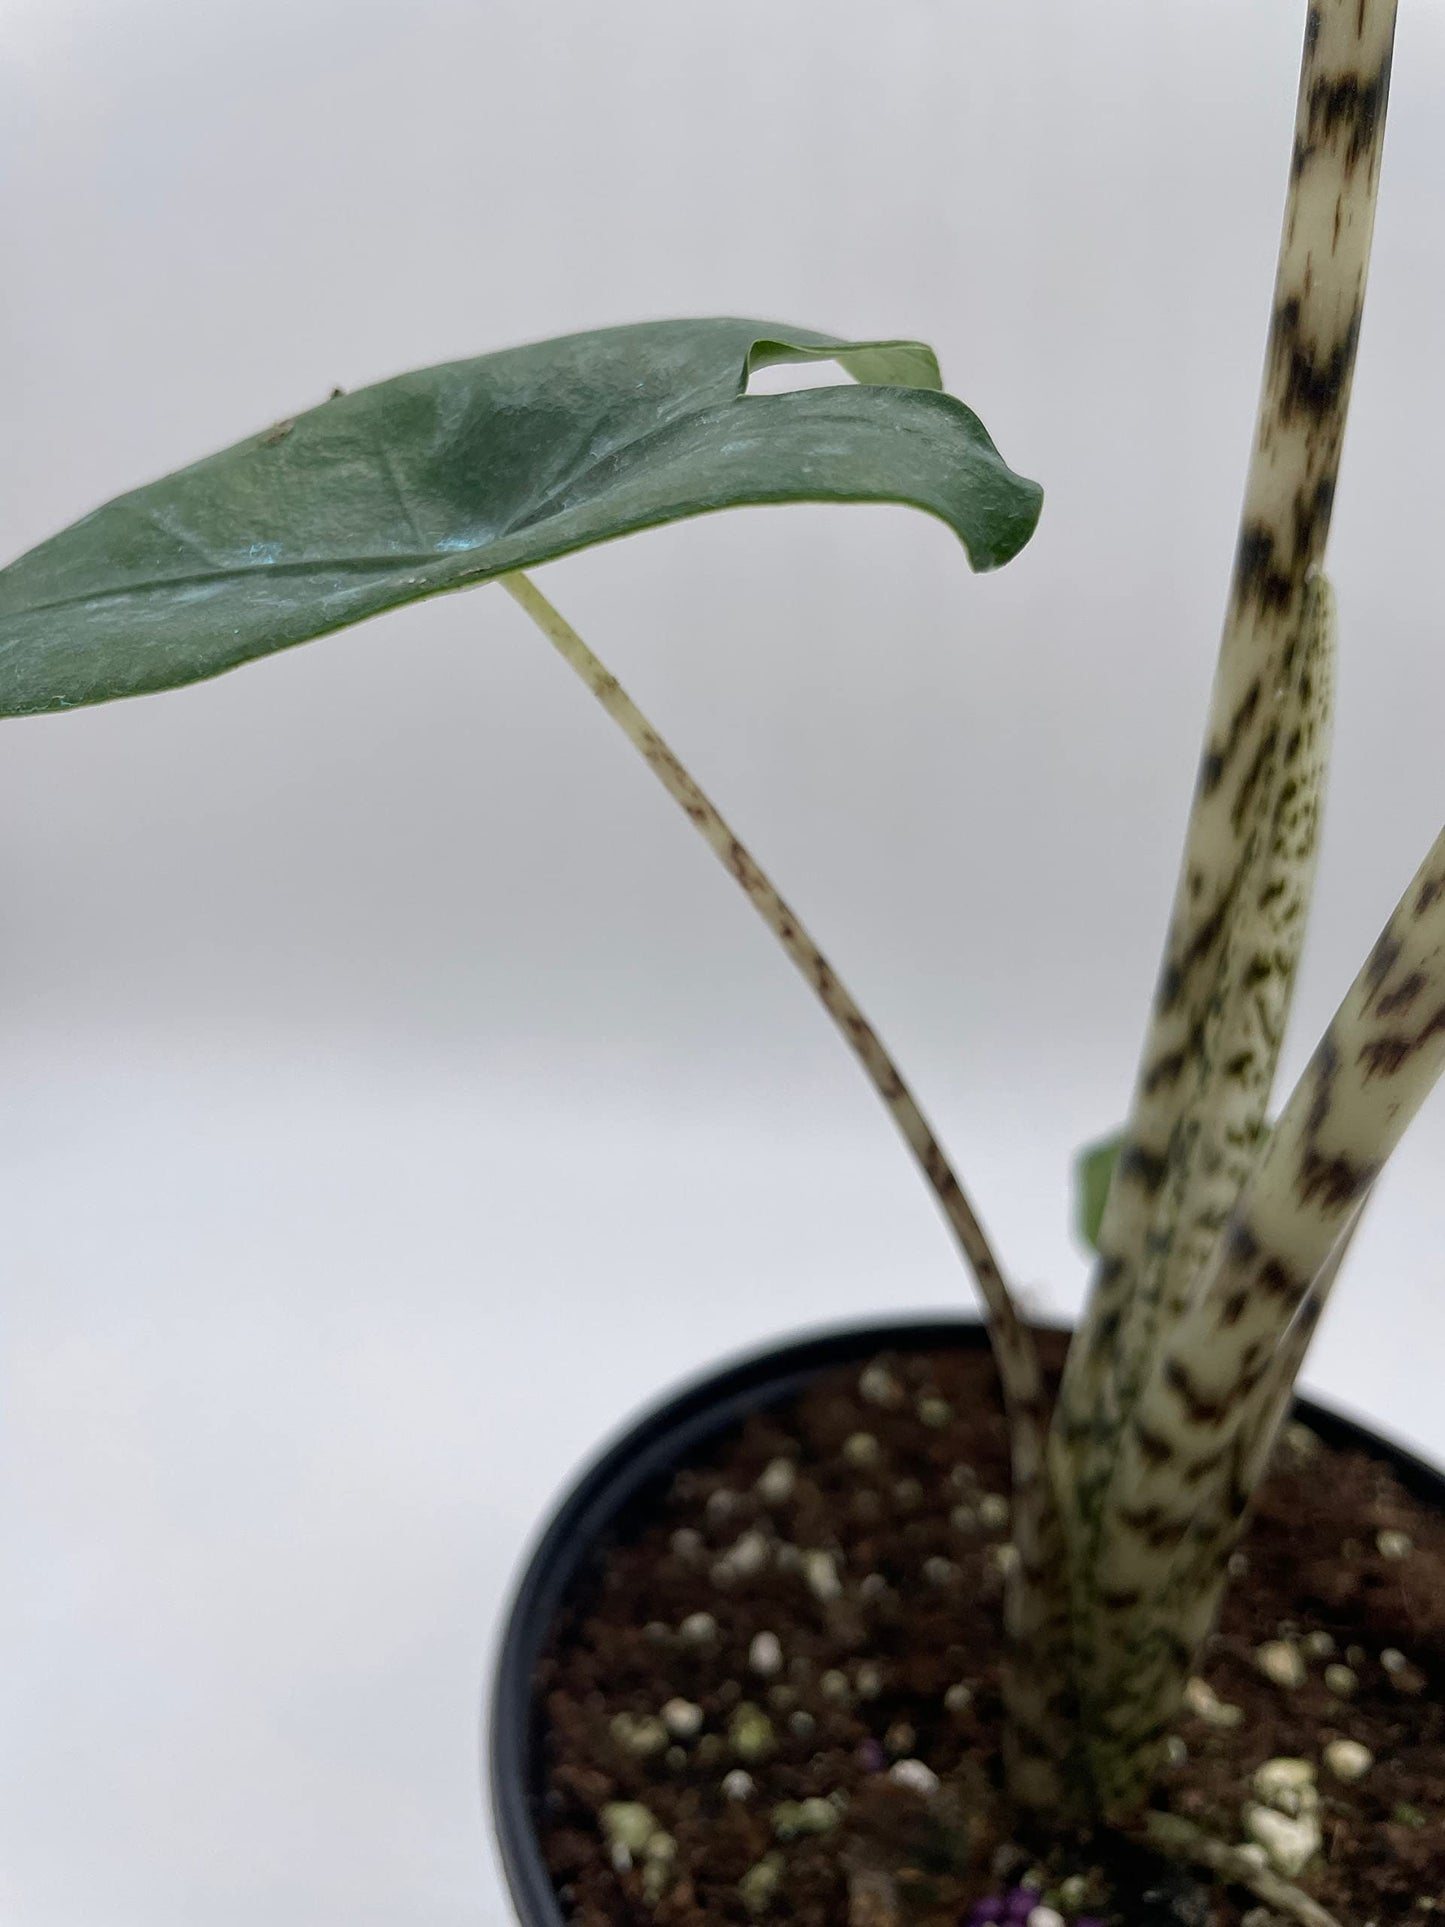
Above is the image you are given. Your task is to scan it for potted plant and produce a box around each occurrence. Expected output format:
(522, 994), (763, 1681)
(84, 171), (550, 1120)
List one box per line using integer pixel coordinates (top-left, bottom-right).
(3, 0), (1439, 1921)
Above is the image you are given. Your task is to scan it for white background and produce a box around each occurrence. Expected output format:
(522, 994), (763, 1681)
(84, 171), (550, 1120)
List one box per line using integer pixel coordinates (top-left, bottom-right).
(4, 2), (1444, 1921)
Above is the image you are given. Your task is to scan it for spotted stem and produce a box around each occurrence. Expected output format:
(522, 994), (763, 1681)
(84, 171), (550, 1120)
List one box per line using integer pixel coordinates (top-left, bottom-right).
(499, 567), (1076, 1797)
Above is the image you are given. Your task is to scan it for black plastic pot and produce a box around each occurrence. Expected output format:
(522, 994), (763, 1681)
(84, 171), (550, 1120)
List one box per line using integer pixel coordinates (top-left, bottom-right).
(487, 1315), (1445, 1926)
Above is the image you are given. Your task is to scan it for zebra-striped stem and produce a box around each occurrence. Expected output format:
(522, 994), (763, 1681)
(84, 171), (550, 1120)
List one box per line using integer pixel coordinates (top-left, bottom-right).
(1084, 825), (1445, 1818)
(1064, 573), (1334, 1748)
(1233, 1203), (1363, 1497)
(1055, 0), (1397, 1513)
(1131, 1217), (1364, 1710)
(496, 569), (1078, 1801)
(1102, 1217), (1362, 1784)
(1126, 577), (1334, 1426)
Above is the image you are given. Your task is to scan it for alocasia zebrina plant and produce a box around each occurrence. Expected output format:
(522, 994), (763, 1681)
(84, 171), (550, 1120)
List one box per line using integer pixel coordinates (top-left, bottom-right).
(2, 0), (1441, 1918)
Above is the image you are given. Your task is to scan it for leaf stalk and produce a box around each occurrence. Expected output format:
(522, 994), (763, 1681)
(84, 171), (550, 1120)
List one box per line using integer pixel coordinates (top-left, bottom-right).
(499, 567), (1078, 1802)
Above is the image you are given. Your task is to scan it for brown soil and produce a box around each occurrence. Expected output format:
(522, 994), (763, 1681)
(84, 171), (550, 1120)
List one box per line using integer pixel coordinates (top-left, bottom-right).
(532, 1338), (1445, 1925)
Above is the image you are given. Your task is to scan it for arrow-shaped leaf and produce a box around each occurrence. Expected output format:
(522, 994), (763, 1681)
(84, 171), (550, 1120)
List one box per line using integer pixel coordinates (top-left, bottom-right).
(0, 318), (1042, 717)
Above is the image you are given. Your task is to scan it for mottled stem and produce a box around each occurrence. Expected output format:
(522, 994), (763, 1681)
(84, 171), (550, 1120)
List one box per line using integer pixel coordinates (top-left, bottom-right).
(1063, 572), (1335, 1776)
(498, 574), (1017, 1326)
(1086, 826), (1445, 1816)
(1124, 578), (1333, 1431)
(1057, 0), (1396, 1498)
(498, 568), (1075, 1792)
(1233, 1203), (1363, 1496)
(1125, 1211), (1362, 1741)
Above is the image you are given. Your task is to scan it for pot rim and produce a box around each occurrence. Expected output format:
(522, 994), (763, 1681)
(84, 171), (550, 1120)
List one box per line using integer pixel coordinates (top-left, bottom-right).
(485, 1312), (1445, 1926)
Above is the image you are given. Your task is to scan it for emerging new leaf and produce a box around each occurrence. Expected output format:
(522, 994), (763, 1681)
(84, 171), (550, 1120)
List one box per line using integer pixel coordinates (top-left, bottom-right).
(1074, 1132), (1123, 1254)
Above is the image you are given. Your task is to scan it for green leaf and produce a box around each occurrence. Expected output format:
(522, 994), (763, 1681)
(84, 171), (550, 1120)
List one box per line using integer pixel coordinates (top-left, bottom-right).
(0, 318), (1041, 718)
(1075, 1131), (1124, 1254)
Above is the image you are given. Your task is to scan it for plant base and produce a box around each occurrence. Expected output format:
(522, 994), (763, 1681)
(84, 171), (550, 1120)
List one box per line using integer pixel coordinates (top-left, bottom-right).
(490, 1321), (1445, 1925)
